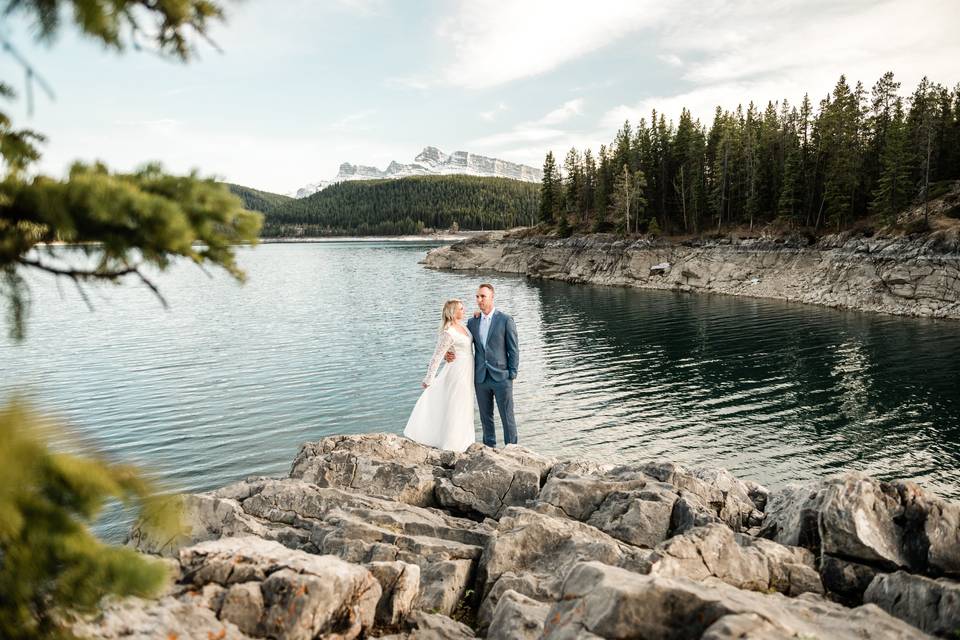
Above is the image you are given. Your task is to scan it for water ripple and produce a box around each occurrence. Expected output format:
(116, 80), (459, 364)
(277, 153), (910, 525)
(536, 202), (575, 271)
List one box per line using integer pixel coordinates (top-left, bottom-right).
(2, 242), (960, 542)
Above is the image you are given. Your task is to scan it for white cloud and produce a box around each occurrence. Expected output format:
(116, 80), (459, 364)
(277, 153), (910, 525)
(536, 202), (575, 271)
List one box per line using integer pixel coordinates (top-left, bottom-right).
(657, 53), (683, 68)
(469, 98), (606, 168)
(603, 0), (960, 129)
(480, 102), (509, 121)
(437, 0), (671, 88)
(535, 98), (584, 126)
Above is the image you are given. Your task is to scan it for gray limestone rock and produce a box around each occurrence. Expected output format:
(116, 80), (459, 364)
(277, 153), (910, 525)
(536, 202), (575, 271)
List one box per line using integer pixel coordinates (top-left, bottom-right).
(585, 488), (676, 549)
(537, 459), (764, 547)
(421, 229), (960, 320)
(864, 571), (960, 637)
(435, 444), (554, 518)
(388, 610), (477, 639)
(477, 507), (651, 625)
(648, 523), (823, 596)
(179, 536), (381, 640)
(366, 561), (421, 626)
(485, 589), (551, 640)
(415, 558), (475, 617)
(760, 473), (960, 579)
(129, 491), (281, 558)
(73, 595), (252, 640)
(218, 582), (264, 635)
(541, 561), (932, 640)
(700, 613), (793, 639)
(476, 571), (552, 631)
(819, 554), (880, 605)
(818, 473), (912, 569)
(638, 461), (762, 531)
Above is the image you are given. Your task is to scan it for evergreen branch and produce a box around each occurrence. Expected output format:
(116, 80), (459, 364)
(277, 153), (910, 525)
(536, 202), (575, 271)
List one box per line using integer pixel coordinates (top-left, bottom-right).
(16, 255), (169, 309)
(17, 256), (139, 279)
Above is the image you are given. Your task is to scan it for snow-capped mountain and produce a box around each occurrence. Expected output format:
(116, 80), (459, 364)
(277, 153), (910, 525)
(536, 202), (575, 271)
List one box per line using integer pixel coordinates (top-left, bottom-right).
(294, 146), (542, 198)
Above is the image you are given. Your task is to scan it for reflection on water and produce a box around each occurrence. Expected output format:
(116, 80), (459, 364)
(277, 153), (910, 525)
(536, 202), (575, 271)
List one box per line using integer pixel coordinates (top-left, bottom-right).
(521, 280), (960, 498)
(1, 242), (958, 541)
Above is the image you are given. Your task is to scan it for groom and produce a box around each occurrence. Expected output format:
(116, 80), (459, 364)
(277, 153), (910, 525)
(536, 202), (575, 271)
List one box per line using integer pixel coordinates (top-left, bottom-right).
(446, 283), (519, 446)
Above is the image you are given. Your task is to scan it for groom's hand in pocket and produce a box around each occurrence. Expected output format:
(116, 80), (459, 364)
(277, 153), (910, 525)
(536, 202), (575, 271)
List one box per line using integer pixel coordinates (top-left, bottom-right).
(444, 349), (456, 363)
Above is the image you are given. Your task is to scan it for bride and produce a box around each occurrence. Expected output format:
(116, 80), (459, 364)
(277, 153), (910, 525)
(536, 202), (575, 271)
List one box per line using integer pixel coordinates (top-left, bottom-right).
(403, 299), (475, 452)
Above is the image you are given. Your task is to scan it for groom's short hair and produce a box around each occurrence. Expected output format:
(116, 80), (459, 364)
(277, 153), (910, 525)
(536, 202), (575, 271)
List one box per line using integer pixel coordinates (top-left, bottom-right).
(479, 283), (494, 294)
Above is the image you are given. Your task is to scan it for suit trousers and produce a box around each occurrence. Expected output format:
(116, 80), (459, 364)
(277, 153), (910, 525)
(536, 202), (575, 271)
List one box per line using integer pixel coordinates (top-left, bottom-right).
(475, 376), (518, 447)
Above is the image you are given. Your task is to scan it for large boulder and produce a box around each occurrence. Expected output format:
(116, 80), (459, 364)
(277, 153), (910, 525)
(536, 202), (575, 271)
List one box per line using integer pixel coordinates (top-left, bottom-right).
(537, 464), (678, 548)
(647, 523), (823, 596)
(864, 571), (960, 637)
(289, 433), (458, 507)
(760, 473), (960, 579)
(377, 610), (476, 639)
(639, 462), (764, 531)
(818, 554), (881, 605)
(129, 489), (296, 558)
(178, 536), (381, 639)
(541, 561), (932, 640)
(73, 595), (253, 640)
(132, 477), (493, 618)
(757, 482), (827, 548)
(485, 589), (551, 640)
(436, 444), (555, 518)
(536, 461), (765, 549)
(476, 507), (651, 627)
(818, 473), (914, 569)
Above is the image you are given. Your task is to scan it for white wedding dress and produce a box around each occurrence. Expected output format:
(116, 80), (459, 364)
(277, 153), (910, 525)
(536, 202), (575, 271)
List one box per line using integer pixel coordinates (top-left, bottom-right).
(403, 326), (476, 452)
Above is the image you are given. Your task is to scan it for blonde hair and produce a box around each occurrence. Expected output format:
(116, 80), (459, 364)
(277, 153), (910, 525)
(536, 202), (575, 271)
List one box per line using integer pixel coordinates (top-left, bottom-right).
(440, 299), (463, 330)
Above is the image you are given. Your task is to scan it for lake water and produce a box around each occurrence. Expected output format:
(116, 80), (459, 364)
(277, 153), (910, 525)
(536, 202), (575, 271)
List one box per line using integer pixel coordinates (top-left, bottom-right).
(2, 241), (959, 540)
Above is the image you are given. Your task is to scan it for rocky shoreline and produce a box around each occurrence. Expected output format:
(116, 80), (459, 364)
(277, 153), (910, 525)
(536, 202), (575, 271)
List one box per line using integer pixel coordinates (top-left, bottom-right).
(420, 229), (960, 320)
(74, 433), (960, 639)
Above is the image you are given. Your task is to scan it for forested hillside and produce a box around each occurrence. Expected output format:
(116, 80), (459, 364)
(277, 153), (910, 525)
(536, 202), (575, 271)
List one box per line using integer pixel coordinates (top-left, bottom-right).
(541, 72), (960, 235)
(243, 175), (540, 237)
(225, 183), (293, 216)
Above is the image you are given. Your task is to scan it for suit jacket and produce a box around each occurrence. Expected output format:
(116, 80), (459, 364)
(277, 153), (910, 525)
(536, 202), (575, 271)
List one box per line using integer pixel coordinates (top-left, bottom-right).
(468, 309), (519, 384)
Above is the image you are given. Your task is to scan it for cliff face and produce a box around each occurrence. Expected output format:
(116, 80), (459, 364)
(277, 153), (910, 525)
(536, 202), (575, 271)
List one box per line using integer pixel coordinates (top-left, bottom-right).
(422, 230), (960, 320)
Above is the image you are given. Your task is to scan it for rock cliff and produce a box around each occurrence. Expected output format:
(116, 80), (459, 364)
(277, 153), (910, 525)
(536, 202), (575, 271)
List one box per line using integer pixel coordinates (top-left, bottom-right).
(421, 229), (960, 320)
(71, 433), (960, 639)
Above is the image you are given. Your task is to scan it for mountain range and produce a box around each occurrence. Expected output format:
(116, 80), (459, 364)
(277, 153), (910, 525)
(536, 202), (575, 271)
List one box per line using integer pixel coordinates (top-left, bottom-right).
(293, 146), (542, 198)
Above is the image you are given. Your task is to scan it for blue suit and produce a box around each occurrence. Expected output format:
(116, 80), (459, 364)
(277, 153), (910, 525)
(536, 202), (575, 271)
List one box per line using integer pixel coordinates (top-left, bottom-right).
(467, 309), (519, 446)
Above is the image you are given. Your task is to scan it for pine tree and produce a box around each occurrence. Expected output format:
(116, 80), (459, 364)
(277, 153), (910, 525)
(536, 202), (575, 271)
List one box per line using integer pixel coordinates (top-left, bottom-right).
(540, 71), (960, 238)
(563, 147), (584, 222)
(582, 149), (597, 224)
(821, 76), (862, 229)
(540, 151), (561, 224)
(872, 98), (911, 222)
(592, 145), (613, 230)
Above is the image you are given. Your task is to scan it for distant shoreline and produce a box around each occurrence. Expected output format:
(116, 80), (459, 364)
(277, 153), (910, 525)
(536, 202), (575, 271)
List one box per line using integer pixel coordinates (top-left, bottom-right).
(259, 232), (481, 243)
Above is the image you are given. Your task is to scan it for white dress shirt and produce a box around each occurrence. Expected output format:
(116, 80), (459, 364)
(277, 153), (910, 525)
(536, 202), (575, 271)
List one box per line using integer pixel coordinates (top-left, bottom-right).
(479, 307), (496, 347)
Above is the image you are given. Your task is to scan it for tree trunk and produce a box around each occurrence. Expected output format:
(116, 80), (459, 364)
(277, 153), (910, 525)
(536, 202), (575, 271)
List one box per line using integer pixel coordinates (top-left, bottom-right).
(924, 127), (932, 225)
(679, 166), (688, 232)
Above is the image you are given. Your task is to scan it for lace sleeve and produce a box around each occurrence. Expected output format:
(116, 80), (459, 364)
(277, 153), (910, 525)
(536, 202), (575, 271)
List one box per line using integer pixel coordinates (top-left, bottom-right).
(423, 330), (455, 386)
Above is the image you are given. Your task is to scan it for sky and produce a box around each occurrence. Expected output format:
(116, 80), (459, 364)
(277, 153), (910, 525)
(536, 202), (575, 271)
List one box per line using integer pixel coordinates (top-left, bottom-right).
(2, 0), (958, 195)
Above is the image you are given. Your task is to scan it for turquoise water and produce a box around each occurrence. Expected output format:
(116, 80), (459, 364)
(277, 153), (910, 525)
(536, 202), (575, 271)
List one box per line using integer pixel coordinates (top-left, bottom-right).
(2, 241), (958, 540)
